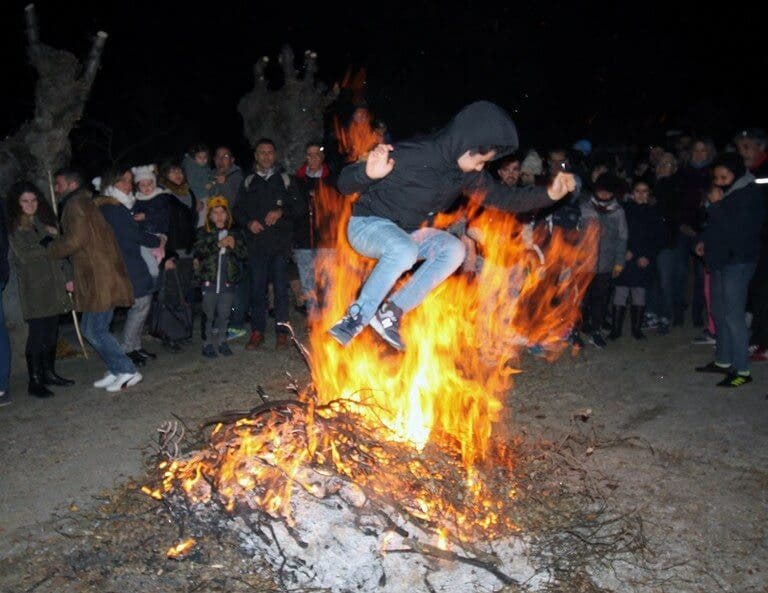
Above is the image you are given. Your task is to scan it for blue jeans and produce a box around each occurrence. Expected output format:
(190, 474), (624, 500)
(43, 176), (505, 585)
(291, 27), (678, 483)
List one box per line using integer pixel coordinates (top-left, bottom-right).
(710, 263), (757, 373)
(81, 310), (136, 374)
(347, 216), (466, 324)
(248, 253), (289, 333)
(293, 247), (335, 315)
(0, 283), (10, 392)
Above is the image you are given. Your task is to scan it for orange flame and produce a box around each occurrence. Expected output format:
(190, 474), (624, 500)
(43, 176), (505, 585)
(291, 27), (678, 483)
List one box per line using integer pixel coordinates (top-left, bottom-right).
(166, 538), (196, 559)
(149, 141), (597, 543)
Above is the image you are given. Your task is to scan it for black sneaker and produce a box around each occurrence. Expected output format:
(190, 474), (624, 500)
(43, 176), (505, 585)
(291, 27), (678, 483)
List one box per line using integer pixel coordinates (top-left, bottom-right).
(589, 331), (607, 349)
(370, 301), (405, 351)
(717, 372), (753, 387)
(202, 344), (217, 358)
(137, 348), (157, 360)
(695, 361), (732, 374)
(127, 350), (146, 366)
(328, 305), (365, 347)
(218, 343), (233, 356)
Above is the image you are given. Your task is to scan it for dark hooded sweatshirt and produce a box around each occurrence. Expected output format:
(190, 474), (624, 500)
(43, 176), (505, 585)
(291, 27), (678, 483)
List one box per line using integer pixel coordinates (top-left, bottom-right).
(337, 101), (554, 232)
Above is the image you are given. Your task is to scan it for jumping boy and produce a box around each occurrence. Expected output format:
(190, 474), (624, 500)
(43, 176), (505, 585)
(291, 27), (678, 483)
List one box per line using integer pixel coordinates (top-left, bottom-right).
(328, 101), (576, 351)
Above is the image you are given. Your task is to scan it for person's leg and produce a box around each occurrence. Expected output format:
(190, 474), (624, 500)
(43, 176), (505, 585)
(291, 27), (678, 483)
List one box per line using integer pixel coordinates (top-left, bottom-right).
(692, 258), (706, 327)
(25, 317), (53, 397)
(346, 216), (419, 324)
(293, 248), (316, 310)
(314, 248), (335, 314)
(270, 253), (291, 326)
(722, 263), (757, 374)
(387, 227), (466, 314)
(0, 284), (10, 403)
(41, 315), (73, 386)
(215, 292), (235, 345)
(588, 274), (610, 332)
(748, 255), (768, 350)
(705, 271), (716, 336)
(122, 295), (151, 353)
(201, 291), (218, 346)
(709, 269), (731, 367)
(673, 236), (691, 325)
(82, 310), (137, 375)
(229, 260), (248, 329)
(656, 249), (675, 330)
(630, 287), (647, 339)
(609, 286), (629, 339)
(247, 255), (269, 345)
(249, 256), (268, 333)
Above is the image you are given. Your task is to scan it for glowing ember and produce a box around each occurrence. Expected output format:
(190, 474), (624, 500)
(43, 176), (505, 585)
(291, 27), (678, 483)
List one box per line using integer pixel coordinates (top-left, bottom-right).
(166, 538), (196, 559)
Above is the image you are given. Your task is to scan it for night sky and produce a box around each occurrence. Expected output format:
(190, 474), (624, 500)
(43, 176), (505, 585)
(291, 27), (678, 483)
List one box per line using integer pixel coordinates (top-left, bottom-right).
(1, 0), (764, 175)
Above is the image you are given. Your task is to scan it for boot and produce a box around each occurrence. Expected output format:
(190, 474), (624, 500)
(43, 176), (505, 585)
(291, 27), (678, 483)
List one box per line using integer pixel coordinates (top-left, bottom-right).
(608, 306), (626, 340)
(27, 352), (54, 398)
(42, 346), (74, 387)
(631, 306), (647, 340)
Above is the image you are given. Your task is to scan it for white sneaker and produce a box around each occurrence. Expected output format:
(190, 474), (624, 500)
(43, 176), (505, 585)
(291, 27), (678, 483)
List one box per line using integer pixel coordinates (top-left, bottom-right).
(94, 372), (118, 388)
(105, 372), (143, 393)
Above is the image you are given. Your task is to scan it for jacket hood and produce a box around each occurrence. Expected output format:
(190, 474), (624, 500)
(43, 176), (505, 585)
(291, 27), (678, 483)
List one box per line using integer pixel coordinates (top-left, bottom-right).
(723, 172), (756, 197)
(433, 101), (519, 167)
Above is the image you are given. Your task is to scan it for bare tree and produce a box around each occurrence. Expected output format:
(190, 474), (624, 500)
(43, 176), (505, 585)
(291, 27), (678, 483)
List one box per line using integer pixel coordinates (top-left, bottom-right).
(0, 4), (108, 201)
(238, 45), (337, 172)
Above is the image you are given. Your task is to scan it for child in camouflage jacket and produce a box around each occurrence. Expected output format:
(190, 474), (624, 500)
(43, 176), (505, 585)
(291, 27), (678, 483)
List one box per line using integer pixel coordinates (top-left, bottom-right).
(193, 196), (247, 357)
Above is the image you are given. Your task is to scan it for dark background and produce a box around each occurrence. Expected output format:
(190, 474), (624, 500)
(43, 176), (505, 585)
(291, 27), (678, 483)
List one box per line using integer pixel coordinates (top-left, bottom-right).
(1, 0), (764, 175)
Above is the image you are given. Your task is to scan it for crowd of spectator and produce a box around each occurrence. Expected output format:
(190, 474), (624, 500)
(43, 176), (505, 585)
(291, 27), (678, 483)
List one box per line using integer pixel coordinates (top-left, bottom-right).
(0, 114), (765, 407)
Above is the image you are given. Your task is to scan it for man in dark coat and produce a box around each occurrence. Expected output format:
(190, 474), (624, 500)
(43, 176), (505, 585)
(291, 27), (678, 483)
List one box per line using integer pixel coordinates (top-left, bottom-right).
(736, 128), (768, 361)
(328, 100), (576, 351)
(233, 138), (305, 350)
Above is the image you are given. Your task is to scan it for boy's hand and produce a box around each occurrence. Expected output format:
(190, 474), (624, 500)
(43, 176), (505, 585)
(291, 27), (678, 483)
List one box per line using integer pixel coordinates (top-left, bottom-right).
(638, 256), (650, 268)
(264, 209), (282, 226)
(248, 220), (264, 234)
(612, 264), (624, 278)
(695, 241), (705, 257)
(365, 144), (394, 179)
(547, 172), (577, 201)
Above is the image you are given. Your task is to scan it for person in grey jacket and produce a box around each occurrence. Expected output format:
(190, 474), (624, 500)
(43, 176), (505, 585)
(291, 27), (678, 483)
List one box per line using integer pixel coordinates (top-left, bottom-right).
(579, 173), (628, 348)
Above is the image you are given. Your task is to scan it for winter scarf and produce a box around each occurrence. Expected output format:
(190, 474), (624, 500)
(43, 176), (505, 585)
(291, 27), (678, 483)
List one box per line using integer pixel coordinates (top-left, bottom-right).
(590, 196), (620, 213)
(103, 185), (136, 209)
(135, 187), (165, 202)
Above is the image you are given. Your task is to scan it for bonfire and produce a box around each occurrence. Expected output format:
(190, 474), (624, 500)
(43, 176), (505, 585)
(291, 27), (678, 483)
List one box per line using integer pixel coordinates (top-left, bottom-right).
(143, 124), (618, 592)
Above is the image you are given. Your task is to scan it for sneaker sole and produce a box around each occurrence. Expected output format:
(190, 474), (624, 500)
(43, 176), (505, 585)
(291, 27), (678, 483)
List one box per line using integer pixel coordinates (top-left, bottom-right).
(369, 317), (405, 352)
(107, 373), (143, 392)
(328, 328), (353, 347)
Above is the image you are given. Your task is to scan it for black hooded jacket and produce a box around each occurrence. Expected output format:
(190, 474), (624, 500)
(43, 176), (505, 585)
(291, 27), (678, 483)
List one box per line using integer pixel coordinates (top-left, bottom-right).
(337, 101), (554, 232)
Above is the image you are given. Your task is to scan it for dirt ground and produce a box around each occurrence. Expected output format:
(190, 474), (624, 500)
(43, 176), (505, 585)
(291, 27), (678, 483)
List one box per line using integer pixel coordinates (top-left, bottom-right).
(0, 311), (766, 592)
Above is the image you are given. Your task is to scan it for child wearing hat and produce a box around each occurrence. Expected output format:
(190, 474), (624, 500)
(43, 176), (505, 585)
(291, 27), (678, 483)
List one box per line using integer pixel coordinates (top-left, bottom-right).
(193, 197), (247, 358)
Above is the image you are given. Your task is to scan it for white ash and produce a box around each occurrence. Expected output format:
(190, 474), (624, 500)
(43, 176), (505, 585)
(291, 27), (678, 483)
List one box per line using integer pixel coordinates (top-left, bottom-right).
(213, 471), (553, 593)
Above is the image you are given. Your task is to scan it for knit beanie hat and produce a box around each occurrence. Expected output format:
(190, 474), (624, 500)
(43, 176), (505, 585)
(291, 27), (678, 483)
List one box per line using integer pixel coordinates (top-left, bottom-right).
(205, 196), (232, 231)
(132, 165), (157, 184)
(520, 150), (543, 175)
